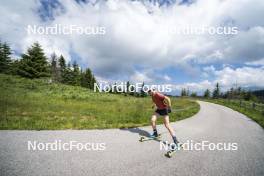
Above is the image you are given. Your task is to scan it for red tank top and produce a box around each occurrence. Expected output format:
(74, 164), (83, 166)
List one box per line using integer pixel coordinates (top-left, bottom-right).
(152, 92), (167, 110)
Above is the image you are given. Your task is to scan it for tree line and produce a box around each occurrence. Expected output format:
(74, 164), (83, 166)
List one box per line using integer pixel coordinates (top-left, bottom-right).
(0, 40), (96, 89)
(103, 81), (148, 97)
(181, 82), (259, 102)
(1, 40), (151, 97)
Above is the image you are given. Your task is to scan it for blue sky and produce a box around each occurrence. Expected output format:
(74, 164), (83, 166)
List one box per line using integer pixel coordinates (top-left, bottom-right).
(0, 0), (264, 95)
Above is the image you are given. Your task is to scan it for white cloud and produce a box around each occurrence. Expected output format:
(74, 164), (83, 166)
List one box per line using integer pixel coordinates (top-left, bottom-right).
(173, 65), (264, 95)
(221, 27), (264, 62)
(164, 75), (171, 81)
(0, 0), (40, 52)
(130, 71), (153, 83)
(172, 80), (213, 93)
(246, 58), (264, 66)
(129, 69), (174, 84)
(1, 0), (264, 83)
(202, 65), (216, 78)
(215, 66), (264, 89)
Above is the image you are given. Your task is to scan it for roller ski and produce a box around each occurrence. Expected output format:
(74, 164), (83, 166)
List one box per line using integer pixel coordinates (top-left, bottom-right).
(139, 133), (161, 142)
(165, 143), (183, 158)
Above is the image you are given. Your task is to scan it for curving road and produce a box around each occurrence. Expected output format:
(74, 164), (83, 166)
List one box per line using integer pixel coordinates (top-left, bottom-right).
(0, 101), (264, 176)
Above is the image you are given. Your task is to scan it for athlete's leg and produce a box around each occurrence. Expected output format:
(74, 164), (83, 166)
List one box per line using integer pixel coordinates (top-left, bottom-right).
(151, 113), (158, 136)
(163, 115), (179, 144)
(163, 115), (175, 136)
(151, 113), (157, 130)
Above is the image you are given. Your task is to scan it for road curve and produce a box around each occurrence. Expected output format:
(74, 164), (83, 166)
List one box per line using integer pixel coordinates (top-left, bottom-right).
(0, 101), (264, 176)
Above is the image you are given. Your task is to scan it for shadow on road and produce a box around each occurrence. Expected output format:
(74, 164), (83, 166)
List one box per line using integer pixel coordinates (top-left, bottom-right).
(120, 127), (150, 137)
(120, 127), (169, 145)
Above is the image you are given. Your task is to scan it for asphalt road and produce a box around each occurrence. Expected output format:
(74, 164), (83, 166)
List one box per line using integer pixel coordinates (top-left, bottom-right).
(0, 101), (264, 176)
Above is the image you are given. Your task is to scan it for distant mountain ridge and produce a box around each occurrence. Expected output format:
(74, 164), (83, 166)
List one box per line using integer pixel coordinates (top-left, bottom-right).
(242, 86), (264, 92)
(252, 89), (264, 100)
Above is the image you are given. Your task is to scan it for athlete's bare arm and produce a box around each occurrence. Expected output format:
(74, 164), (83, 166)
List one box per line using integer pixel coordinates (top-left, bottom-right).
(151, 100), (156, 109)
(164, 96), (171, 107)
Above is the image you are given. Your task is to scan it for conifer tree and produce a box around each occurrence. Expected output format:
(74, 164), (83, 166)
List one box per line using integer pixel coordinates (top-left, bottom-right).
(50, 53), (59, 82)
(140, 82), (147, 97)
(58, 55), (66, 82)
(72, 60), (81, 86)
(213, 82), (220, 98)
(17, 42), (49, 78)
(0, 41), (12, 73)
(80, 68), (95, 89)
(204, 89), (211, 98)
(63, 62), (75, 85)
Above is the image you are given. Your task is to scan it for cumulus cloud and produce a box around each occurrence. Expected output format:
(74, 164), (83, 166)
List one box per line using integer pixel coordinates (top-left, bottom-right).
(171, 80), (213, 93)
(0, 0), (40, 53)
(174, 65), (264, 95)
(130, 71), (153, 83)
(0, 0), (264, 92)
(246, 58), (264, 66)
(215, 66), (264, 89)
(129, 68), (172, 84)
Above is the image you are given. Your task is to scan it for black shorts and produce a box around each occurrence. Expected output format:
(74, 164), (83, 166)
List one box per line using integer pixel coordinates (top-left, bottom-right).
(155, 109), (168, 116)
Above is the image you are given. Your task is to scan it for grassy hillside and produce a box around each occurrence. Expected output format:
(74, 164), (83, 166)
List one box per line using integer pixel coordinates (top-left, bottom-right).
(0, 74), (199, 130)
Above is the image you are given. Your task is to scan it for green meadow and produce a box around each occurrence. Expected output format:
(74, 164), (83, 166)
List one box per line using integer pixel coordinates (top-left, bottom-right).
(0, 74), (200, 130)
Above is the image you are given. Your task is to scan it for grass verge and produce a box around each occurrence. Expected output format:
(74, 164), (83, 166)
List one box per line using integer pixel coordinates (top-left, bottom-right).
(0, 74), (200, 130)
